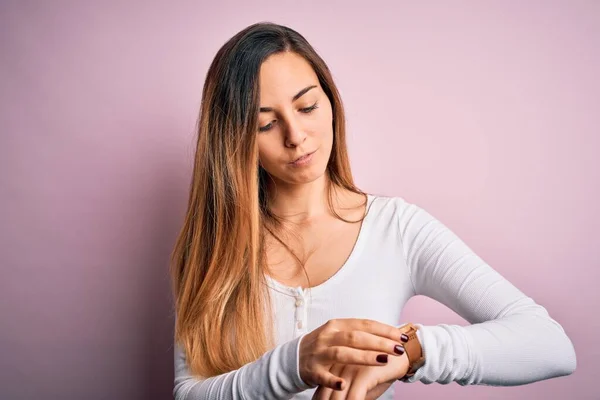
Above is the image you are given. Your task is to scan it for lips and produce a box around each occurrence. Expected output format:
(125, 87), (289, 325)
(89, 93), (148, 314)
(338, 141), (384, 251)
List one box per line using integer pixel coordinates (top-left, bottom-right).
(290, 151), (314, 164)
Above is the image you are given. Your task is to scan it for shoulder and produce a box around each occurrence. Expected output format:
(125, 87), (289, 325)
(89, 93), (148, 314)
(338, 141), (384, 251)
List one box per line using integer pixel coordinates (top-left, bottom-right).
(367, 192), (414, 214)
(366, 192), (436, 229)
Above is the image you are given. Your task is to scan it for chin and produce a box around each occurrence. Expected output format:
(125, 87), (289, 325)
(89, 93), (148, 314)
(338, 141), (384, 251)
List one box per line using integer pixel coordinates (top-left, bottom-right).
(287, 167), (328, 184)
(274, 167), (326, 186)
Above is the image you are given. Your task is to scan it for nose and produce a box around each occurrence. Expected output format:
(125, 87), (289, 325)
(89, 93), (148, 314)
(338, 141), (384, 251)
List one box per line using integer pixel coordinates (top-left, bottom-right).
(284, 114), (307, 148)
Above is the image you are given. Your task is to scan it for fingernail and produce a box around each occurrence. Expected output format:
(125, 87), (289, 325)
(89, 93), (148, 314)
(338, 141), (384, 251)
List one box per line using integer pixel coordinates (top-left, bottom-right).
(376, 354), (388, 363)
(394, 345), (405, 355)
(336, 381), (342, 390)
(401, 334), (409, 342)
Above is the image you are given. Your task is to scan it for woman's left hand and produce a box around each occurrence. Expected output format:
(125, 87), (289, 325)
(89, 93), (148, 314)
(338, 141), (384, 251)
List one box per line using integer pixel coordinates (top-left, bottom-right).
(311, 352), (410, 400)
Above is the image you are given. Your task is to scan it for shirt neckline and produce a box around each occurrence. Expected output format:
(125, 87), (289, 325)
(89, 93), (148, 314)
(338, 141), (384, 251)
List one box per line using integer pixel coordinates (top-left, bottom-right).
(265, 193), (376, 296)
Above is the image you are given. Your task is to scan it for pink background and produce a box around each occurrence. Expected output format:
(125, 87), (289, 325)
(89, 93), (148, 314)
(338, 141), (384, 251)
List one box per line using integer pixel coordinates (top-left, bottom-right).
(1, 1), (597, 399)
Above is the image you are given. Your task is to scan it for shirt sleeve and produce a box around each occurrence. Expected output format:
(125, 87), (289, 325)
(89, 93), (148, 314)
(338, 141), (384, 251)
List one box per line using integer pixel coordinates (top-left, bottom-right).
(395, 198), (577, 386)
(173, 331), (316, 399)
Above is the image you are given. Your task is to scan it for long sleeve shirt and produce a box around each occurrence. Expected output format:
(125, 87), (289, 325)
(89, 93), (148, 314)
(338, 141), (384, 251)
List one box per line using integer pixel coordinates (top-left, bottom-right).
(173, 193), (577, 399)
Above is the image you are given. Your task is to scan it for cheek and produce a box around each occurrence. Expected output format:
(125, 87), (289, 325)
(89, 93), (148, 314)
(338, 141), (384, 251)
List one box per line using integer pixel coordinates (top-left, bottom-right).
(316, 104), (334, 136)
(257, 141), (278, 167)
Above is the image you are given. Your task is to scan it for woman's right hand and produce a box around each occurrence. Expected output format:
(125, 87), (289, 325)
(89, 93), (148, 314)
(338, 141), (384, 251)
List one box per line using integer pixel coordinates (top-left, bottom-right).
(298, 319), (407, 391)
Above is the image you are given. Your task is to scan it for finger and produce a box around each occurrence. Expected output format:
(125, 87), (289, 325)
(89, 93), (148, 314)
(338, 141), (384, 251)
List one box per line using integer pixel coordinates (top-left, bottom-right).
(346, 383), (368, 400)
(314, 369), (345, 392)
(324, 345), (396, 366)
(313, 385), (334, 400)
(312, 385), (328, 400)
(332, 329), (406, 357)
(330, 318), (408, 342)
(330, 365), (354, 400)
(315, 364), (345, 400)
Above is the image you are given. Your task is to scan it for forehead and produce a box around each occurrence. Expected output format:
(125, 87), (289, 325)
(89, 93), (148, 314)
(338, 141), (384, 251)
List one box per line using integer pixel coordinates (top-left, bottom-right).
(259, 52), (318, 99)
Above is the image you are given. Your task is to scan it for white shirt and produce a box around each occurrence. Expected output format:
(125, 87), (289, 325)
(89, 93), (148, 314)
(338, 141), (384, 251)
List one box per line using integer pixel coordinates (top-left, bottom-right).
(173, 193), (576, 399)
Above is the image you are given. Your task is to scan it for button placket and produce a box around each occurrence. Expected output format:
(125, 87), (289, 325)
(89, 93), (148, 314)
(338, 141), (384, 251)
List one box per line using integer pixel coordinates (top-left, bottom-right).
(293, 286), (308, 335)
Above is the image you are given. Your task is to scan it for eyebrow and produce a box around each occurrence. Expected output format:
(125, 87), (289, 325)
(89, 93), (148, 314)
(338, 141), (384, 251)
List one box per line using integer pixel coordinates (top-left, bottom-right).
(259, 84), (317, 113)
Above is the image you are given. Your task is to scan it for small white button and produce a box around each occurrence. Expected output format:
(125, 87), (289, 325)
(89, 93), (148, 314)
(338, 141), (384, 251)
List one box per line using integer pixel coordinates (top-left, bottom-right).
(295, 299), (303, 307)
(297, 320), (303, 329)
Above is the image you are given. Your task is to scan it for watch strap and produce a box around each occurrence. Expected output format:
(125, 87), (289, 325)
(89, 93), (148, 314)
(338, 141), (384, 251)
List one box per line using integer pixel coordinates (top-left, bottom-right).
(398, 323), (425, 381)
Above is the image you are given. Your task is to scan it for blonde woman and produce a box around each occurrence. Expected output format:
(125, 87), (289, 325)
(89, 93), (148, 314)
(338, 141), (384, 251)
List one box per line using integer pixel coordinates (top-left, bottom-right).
(170, 22), (576, 400)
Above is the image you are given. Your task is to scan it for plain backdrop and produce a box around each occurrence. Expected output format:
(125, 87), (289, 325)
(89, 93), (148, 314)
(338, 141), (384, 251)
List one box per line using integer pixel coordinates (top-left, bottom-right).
(1, 1), (598, 399)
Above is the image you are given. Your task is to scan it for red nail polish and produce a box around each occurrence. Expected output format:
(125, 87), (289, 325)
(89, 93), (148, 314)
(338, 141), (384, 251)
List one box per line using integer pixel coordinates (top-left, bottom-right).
(376, 354), (388, 363)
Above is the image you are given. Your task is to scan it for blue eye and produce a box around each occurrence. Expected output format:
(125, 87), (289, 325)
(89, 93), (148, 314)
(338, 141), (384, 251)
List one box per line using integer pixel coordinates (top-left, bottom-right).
(258, 102), (319, 132)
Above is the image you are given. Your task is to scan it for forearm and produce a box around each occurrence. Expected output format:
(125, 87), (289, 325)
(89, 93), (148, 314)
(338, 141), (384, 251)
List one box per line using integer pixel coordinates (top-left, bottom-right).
(400, 299), (576, 386)
(397, 198), (577, 386)
(174, 333), (315, 399)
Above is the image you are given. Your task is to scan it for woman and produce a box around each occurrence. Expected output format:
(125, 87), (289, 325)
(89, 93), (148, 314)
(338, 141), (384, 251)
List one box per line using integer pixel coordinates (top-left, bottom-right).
(170, 22), (576, 400)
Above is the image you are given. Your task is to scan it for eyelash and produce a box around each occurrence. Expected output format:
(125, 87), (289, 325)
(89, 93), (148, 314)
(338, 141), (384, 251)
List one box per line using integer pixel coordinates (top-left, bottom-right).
(258, 102), (319, 133)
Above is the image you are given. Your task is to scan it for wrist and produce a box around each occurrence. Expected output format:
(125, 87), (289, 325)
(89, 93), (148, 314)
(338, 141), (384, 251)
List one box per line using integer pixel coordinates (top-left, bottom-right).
(397, 352), (410, 380)
(396, 323), (425, 382)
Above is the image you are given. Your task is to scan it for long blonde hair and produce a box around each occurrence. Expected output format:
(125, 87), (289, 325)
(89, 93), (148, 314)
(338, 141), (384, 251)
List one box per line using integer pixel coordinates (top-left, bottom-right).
(169, 21), (368, 378)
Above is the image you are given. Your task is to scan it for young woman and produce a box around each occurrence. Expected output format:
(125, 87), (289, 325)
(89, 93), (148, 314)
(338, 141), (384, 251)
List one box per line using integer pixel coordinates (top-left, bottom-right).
(170, 22), (576, 400)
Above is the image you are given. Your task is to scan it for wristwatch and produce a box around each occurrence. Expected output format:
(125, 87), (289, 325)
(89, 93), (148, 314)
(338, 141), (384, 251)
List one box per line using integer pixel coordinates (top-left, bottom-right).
(398, 323), (425, 381)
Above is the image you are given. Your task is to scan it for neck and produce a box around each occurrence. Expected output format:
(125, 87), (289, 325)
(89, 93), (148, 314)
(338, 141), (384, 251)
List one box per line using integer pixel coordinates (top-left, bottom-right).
(266, 173), (339, 223)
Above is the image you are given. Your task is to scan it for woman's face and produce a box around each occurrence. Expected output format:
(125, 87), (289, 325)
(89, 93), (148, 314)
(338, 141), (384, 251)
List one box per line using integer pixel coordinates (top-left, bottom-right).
(256, 51), (333, 186)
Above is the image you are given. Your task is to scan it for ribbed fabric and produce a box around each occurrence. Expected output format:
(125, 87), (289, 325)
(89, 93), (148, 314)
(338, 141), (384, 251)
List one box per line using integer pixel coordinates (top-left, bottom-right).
(173, 194), (576, 399)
